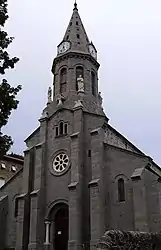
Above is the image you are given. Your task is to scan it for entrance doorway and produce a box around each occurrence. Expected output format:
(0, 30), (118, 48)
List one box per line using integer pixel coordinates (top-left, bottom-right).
(54, 206), (69, 250)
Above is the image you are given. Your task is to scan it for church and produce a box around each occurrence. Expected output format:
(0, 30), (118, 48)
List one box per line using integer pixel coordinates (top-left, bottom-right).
(0, 3), (161, 250)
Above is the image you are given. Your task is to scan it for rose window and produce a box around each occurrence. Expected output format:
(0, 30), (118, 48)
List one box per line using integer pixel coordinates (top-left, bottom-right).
(53, 153), (69, 173)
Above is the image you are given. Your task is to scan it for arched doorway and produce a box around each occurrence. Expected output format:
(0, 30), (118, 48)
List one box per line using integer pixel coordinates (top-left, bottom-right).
(54, 207), (69, 250)
(49, 202), (69, 250)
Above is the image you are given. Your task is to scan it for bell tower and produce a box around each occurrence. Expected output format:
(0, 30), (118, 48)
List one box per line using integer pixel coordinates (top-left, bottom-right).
(51, 2), (103, 115)
(39, 3), (107, 250)
(18, 3), (107, 250)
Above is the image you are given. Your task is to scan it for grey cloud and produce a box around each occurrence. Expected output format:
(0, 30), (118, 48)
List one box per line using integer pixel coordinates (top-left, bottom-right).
(3, 0), (161, 165)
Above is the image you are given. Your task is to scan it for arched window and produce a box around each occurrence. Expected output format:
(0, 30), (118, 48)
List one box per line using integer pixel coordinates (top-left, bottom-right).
(0, 177), (5, 188)
(55, 122), (68, 137)
(59, 122), (64, 135)
(91, 71), (96, 96)
(76, 66), (84, 91)
(118, 178), (125, 202)
(60, 68), (67, 94)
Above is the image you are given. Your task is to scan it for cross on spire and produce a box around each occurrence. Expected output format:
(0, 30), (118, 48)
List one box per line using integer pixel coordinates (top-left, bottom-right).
(74, 0), (78, 10)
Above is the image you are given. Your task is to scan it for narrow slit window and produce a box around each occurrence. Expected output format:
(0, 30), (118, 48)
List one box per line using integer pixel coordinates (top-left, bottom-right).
(91, 71), (96, 96)
(14, 198), (18, 217)
(118, 178), (125, 202)
(56, 126), (59, 137)
(77, 34), (80, 39)
(76, 21), (79, 25)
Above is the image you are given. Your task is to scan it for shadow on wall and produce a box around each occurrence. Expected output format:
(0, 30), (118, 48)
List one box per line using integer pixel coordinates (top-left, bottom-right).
(97, 230), (161, 250)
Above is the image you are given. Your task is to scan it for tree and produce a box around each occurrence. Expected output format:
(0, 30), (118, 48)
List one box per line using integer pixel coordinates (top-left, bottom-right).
(0, 0), (21, 158)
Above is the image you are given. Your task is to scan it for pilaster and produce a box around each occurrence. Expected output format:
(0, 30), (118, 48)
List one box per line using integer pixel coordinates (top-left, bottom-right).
(0, 195), (8, 248)
(28, 115), (48, 250)
(131, 167), (149, 232)
(89, 128), (106, 250)
(15, 193), (27, 250)
(22, 149), (31, 193)
(28, 190), (40, 250)
(68, 106), (84, 250)
(16, 149), (31, 250)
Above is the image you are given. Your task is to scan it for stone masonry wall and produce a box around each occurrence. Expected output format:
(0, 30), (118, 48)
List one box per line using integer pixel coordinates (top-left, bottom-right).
(107, 125), (142, 154)
(0, 170), (23, 248)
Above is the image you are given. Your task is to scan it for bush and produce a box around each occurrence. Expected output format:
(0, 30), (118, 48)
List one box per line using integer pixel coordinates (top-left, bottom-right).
(97, 230), (161, 250)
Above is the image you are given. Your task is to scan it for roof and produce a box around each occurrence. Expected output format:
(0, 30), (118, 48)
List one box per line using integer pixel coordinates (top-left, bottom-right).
(2, 154), (24, 164)
(58, 2), (92, 55)
(24, 126), (40, 143)
(108, 124), (144, 155)
(0, 167), (23, 191)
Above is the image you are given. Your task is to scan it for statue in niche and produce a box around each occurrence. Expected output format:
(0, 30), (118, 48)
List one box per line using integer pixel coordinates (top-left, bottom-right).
(56, 94), (64, 106)
(77, 75), (84, 93)
(48, 87), (52, 103)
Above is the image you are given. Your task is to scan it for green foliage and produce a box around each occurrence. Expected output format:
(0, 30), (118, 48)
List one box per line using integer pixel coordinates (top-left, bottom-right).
(0, 0), (21, 158)
(0, 79), (21, 127)
(97, 230), (161, 250)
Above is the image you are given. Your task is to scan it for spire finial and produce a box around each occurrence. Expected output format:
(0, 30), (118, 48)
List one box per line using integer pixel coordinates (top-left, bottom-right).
(74, 0), (78, 10)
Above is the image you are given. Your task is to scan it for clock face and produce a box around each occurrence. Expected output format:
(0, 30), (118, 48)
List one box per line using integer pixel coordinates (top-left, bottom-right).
(58, 41), (70, 54)
(89, 44), (97, 59)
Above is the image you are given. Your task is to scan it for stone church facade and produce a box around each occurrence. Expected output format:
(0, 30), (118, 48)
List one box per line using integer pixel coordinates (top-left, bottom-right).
(0, 3), (161, 250)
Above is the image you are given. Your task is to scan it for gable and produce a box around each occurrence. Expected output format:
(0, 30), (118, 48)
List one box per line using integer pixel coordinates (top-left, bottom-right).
(25, 127), (40, 148)
(106, 124), (144, 154)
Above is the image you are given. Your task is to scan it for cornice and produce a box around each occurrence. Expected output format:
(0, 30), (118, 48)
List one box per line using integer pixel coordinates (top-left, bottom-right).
(52, 51), (100, 72)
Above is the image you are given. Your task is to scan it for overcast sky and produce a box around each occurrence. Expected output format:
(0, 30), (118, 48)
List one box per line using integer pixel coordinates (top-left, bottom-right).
(3, 0), (161, 165)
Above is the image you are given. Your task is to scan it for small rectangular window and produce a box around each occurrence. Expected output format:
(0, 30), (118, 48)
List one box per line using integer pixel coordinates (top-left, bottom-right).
(88, 150), (91, 157)
(1, 163), (6, 169)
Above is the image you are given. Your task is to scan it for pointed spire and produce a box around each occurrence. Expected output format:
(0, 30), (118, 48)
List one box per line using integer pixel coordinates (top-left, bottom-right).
(58, 2), (91, 55)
